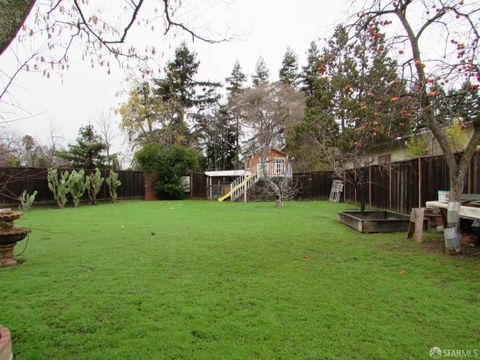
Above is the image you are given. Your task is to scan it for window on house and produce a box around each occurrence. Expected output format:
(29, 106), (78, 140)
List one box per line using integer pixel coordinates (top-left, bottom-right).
(275, 158), (285, 175)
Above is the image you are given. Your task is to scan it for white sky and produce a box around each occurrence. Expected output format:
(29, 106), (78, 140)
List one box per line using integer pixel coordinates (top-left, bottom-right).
(0, 0), (351, 162)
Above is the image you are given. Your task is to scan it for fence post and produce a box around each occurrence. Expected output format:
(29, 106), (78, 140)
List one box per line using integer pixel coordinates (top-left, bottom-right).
(418, 157), (422, 208)
(368, 166), (372, 207)
(309, 172), (313, 200)
(354, 169), (357, 204)
(389, 164), (392, 210)
(468, 160), (472, 194)
(190, 173), (193, 199)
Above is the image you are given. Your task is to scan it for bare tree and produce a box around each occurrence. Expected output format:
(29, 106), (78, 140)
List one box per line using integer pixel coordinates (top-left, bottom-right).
(350, 0), (480, 204)
(239, 82), (305, 207)
(255, 175), (301, 207)
(45, 121), (65, 167)
(240, 82), (305, 155)
(0, 1), (233, 113)
(316, 134), (374, 211)
(0, 127), (22, 166)
(95, 110), (119, 167)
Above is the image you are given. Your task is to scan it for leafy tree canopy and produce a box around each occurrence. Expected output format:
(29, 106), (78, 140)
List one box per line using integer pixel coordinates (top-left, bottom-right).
(135, 143), (199, 199)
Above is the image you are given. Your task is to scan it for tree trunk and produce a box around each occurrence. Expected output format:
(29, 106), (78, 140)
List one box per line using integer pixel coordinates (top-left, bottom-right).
(260, 151), (283, 208)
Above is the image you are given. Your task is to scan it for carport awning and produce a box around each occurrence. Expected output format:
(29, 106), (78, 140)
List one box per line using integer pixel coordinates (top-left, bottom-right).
(204, 170), (248, 177)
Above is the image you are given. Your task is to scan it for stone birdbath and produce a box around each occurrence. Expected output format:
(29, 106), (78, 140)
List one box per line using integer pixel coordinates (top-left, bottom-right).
(0, 210), (31, 267)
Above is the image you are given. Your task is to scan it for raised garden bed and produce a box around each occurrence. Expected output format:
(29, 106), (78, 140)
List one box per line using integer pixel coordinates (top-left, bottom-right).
(337, 210), (410, 233)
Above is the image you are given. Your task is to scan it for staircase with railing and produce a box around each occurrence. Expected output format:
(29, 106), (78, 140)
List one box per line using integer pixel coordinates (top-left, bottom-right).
(217, 173), (259, 202)
(217, 160), (292, 202)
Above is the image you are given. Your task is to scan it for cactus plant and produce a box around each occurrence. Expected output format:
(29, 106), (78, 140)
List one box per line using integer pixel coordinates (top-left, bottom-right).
(106, 170), (121, 203)
(86, 168), (104, 205)
(69, 170), (89, 207)
(47, 168), (70, 208)
(18, 190), (37, 212)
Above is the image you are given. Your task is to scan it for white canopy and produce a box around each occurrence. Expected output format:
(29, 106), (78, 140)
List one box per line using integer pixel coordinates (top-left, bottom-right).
(204, 170), (248, 177)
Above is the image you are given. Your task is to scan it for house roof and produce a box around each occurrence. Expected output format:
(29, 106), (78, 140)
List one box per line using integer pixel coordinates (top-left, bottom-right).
(248, 148), (287, 157)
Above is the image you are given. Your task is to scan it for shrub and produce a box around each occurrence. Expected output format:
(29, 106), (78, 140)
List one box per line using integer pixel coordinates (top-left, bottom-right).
(406, 133), (430, 157)
(135, 144), (198, 200)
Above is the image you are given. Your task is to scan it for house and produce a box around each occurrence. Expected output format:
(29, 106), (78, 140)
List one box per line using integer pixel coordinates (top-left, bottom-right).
(244, 148), (292, 178)
(365, 120), (477, 166)
(205, 148), (292, 202)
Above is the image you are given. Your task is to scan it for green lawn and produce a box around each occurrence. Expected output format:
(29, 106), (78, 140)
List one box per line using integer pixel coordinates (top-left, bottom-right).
(2, 200), (479, 359)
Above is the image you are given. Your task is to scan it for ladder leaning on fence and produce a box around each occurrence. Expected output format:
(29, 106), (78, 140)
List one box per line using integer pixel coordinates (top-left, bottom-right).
(329, 180), (344, 202)
(218, 173), (259, 202)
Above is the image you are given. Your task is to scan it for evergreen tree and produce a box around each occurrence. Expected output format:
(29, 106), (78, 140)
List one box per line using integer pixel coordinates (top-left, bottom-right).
(226, 60), (247, 95)
(200, 105), (236, 171)
(154, 42), (221, 146)
(300, 41), (321, 96)
(290, 23), (410, 208)
(279, 47), (299, 87)
(251, 56), (270, 87)
(439, 82), (480, 124)
(225, 60), (247, 168)
(57, 125), (107, 168)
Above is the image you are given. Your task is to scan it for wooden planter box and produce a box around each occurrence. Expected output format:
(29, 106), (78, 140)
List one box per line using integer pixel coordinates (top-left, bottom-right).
(337, 210), (410, 233)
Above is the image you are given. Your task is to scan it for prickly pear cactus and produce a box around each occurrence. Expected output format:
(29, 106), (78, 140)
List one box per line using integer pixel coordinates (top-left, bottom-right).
(106, 170), (121, 203)
(18, 190), (37, 212)
(69, 169), (89, 207)
(47, 168), (70, 208)
(86, 168), (104, 205)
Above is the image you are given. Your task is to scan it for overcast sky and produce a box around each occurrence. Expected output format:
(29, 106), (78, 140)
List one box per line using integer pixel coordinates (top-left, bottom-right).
(0, 0), (351, 161)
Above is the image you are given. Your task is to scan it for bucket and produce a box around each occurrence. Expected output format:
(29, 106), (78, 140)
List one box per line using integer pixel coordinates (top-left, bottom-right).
(443, 227), (461, 252)
(438, 190), (449, 202)
(447, 201), (460, 224)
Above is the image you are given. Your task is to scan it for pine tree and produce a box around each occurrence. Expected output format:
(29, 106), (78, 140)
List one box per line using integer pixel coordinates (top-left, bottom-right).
(155, 42), (200, 126)
(225, 60), (247, 95)
(57, 125), (107, 168)
(201, 105), (236, 171)
(225, 60), (247, 168)
(251, 56), (270, 87)
(153, 42), (221, 146)
(279, 47), (299, 87)
(300, 41), (321, 96)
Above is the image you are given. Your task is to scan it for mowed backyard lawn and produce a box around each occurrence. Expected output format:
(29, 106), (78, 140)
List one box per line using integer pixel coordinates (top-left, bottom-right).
(2, 200), (479, 359)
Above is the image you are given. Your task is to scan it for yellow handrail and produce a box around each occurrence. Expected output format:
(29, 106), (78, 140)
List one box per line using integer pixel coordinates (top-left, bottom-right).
(218, 174), (254, 202)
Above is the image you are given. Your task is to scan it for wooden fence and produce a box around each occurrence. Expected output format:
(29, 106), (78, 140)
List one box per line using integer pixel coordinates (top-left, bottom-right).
(4, 152), (478, 214)
(190, 172), (207, 198)
(189, 153), (480, 214)
(343, 153), (480, 214)
(0, 167), (144, 207)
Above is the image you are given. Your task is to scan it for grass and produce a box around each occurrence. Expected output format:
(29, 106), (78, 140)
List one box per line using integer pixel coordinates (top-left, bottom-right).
(1, 200), (479, 359)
